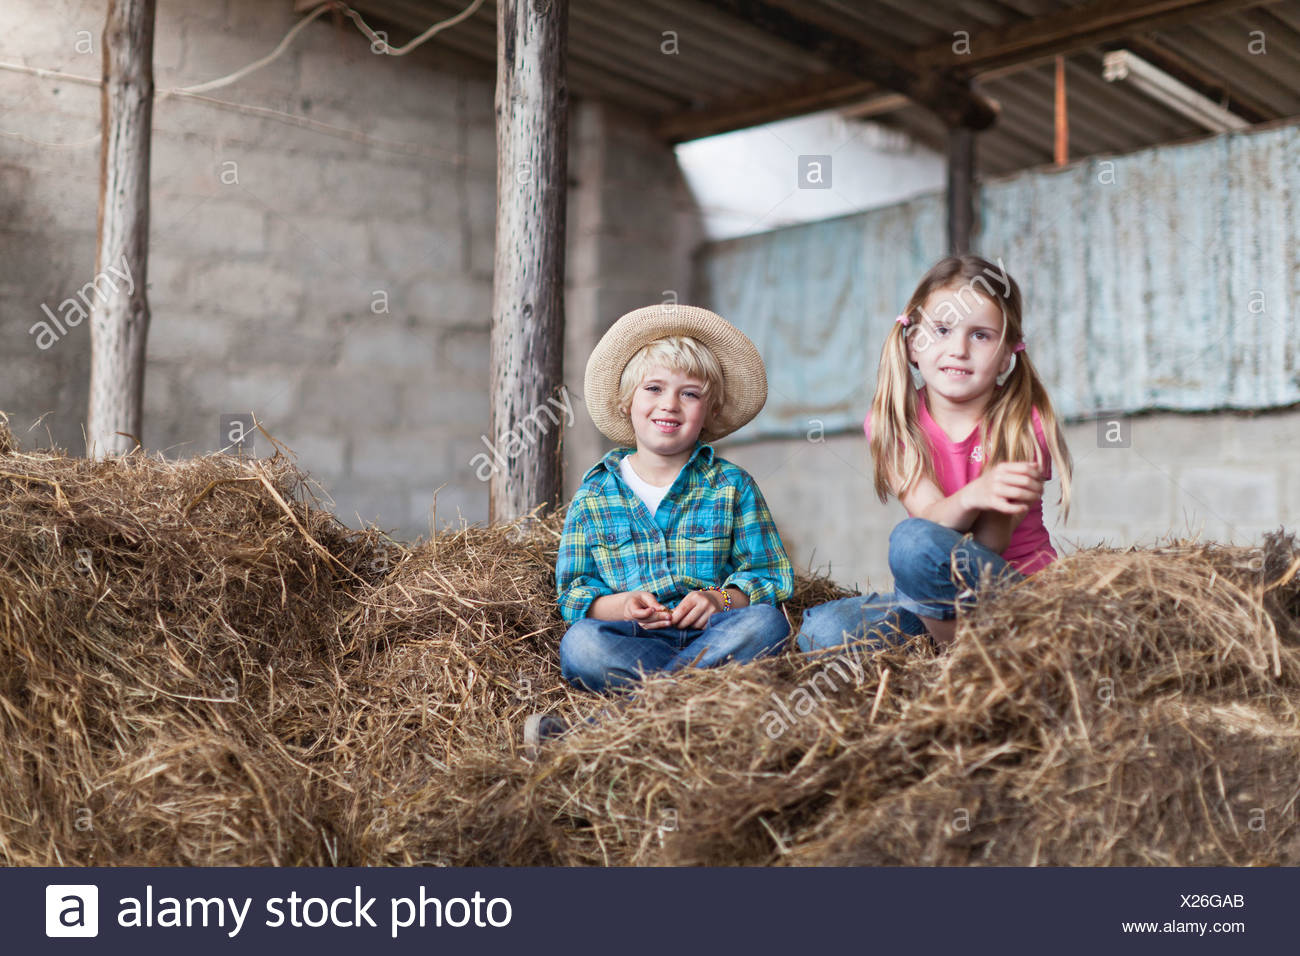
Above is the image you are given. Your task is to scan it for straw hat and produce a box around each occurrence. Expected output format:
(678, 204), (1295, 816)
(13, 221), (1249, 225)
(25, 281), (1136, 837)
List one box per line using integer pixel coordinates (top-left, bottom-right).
(583, 304), (768, 446)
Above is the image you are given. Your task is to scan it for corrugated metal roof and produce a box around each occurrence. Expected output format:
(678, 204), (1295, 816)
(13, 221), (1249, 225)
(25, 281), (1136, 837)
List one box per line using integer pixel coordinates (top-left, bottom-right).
(351, 0), (1300, 176)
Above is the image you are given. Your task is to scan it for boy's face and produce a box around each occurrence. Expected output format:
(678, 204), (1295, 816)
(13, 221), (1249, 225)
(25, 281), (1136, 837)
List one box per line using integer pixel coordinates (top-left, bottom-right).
(627, 364), (710, 457)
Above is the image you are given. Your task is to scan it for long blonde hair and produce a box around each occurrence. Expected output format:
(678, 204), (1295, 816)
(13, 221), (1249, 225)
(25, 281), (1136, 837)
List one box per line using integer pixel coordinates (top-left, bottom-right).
(869, 255), (1073, 522)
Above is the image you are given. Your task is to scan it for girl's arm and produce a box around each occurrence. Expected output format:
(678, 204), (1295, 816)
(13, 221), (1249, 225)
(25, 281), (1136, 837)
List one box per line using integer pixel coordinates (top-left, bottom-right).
(970, 508), (1027, 554)
(890, 462), (1041, 542)
(890, 466), (981, 531)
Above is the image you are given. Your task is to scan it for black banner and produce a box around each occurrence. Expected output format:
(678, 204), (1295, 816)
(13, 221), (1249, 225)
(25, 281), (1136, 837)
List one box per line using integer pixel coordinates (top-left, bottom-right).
(16, 866), (1291, 953)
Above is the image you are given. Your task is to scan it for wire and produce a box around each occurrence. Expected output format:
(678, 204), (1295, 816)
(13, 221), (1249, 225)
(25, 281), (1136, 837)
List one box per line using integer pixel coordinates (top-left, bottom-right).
(0, 0), (489, 156)
(168, 2), (334, 95)
(333, 0), (487, 57)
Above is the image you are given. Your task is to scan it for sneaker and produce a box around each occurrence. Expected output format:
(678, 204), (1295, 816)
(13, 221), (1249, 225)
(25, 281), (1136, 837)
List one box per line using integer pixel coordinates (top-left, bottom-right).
(522, 713), (568, 760)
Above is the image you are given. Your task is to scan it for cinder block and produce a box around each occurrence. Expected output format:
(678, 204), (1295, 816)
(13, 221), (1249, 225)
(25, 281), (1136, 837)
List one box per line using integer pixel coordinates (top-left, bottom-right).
(370, 220), (463, 278)
(464, 121), (496, 166)
(326, 480), (412, 533)
(145, 311), (238, 363)
(1175, 466), (1281, 528)
(404, 380), (490, 432)
(150, 132), (226, 199)
(318, 156), (429, 218)
(410, 481), (489, 532)
(297, 47), (458, 121)
(179, 30), (299, 102)
(146, 251), (196, 302)
(349, 429), (449, 482)
(428, 167), (469, 220)
(191, 260), (305, 317)
(180, 367), (301, 435)
(1073, 467), (1176, 526)
(459, 74), (496, 122)
(437, 326), (490, 378)
(0, 0), (84, 62)
(267, 214), (370, 271)
(294, 370), (403, 431)
(406, 277), (491, 325)
(274, 432), (348, 481)
(299, 273), (389, 324)
(223, 0), (300, 36)
(1055, 529), (1129, 553)
(232, 316), (341, 368)
(152, 198), (266, 254)
(338, 319), (437, 371)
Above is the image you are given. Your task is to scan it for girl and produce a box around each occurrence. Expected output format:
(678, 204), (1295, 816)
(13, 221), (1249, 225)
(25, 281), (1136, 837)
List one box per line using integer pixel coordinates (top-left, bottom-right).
(797, 254), (1073, 653)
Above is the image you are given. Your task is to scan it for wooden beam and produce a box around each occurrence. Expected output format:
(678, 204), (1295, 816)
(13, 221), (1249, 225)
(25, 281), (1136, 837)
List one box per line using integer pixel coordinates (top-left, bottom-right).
(839, 93), (914, 121)
(946, 126), (976, 254)
(693, 0), (997, 129)
(490, 0), (568, 521)
(917, 0), (1271, 73)
(661, 0), (1269, 142)
(658, 73), (875, 142)
(1054, 56), (1068, 165)
(87, 0), (155, 457)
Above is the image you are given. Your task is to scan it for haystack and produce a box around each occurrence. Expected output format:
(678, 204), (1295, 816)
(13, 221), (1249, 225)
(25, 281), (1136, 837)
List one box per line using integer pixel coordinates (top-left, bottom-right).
(0, 410), (1297, 866)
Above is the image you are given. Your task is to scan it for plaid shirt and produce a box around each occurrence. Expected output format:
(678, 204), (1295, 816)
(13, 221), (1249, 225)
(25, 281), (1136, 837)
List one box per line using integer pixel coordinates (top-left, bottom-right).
(556, 442), (794, 623)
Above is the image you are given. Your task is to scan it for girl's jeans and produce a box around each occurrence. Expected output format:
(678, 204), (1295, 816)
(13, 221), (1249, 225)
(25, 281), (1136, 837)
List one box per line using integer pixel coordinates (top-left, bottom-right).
(796, 517), (1024, 653)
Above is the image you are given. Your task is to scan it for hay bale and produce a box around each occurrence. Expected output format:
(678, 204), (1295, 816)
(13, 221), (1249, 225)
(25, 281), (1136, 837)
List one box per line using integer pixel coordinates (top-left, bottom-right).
(3, 410), (1296, 867)
(426, 536), (1300, 867)
(0, 435), (379, 864)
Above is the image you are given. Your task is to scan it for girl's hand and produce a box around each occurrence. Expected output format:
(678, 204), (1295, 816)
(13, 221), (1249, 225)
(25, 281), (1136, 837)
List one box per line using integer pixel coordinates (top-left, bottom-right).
(960, 462), (1044, 515)
(668, 589), (724, 630)
(625, 591), (671, 627)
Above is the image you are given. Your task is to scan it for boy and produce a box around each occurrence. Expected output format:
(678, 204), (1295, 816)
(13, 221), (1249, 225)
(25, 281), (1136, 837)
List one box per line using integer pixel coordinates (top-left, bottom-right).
(526, 305), (793, 753)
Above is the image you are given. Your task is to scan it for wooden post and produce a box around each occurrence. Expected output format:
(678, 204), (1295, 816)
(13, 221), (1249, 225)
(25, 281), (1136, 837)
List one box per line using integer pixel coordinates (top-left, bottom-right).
(490, 0), (568, 522)
(1054, 55), (1069, 166)
(87, 0), (155, 457)
(947, 126), (975, 255)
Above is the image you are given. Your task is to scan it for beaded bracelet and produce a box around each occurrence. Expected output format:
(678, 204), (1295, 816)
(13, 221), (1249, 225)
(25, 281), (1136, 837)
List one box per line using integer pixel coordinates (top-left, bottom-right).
(705, 585), (732, 610)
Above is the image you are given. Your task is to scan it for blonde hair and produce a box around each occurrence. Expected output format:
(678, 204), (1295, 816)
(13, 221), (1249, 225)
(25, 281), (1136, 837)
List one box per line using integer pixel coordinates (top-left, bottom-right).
(870, 255), (1073, 522)
(618, 336), (726, 432)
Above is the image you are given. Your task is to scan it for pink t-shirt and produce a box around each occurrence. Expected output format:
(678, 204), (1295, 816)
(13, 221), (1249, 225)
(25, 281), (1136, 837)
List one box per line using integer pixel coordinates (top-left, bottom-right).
(866, 390), (1057, 575)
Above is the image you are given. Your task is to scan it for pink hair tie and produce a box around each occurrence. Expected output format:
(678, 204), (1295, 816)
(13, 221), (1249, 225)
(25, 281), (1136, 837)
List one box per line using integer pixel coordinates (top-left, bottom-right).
(1013, 342), (1026, 352)
(895, 313), (911, 327)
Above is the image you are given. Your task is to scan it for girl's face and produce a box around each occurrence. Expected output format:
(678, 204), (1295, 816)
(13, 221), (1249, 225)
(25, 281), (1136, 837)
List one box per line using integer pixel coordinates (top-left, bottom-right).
(906, 287), (1013, 404)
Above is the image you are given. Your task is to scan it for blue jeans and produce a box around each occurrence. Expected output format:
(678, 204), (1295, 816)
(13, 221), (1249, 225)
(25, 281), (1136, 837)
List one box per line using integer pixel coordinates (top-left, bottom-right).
(796, 517), (1024, 653)
(560, 603), (790, 693)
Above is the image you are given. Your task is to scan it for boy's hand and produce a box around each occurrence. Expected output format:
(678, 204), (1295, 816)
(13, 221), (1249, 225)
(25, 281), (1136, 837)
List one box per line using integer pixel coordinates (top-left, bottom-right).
(668, 589), (725, 629)
(624, 590), (671, 627)
(959, 461), (1044, 516)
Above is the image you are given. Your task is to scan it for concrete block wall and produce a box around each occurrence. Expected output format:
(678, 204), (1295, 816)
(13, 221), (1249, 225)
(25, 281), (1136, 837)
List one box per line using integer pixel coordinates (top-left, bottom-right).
(562, 100), (704, 494)
(0, 0), (695, 540)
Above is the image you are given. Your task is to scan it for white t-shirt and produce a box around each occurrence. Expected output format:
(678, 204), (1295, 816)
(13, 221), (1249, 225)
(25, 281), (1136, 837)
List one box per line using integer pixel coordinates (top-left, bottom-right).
(619, 457), (676, 518)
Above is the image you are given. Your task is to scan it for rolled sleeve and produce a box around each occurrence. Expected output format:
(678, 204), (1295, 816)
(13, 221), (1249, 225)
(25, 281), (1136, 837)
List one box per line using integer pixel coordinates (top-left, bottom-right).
(555, 497), (614, 623)
(722, 476), (794, 606)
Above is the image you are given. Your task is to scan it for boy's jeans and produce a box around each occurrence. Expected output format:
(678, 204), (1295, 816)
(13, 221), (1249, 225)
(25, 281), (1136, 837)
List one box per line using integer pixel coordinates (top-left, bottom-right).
(560, 603), (789, 693)
(796, 517), (1024, 653)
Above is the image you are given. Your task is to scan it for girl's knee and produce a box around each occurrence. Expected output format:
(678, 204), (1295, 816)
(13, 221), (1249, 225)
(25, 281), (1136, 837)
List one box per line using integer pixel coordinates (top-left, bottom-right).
(889, 518), (957, 577)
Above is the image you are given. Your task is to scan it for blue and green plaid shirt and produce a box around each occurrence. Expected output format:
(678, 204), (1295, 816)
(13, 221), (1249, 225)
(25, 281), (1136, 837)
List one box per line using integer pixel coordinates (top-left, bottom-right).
(556, 442), (794, 623)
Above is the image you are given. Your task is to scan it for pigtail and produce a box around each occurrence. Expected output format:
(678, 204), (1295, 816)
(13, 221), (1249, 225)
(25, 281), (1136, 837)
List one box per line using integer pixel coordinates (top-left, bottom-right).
(869, 311), (940, 503)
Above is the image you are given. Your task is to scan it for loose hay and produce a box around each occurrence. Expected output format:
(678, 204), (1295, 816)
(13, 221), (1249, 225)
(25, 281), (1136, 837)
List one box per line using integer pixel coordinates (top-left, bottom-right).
(0, 412), (1298, 866)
